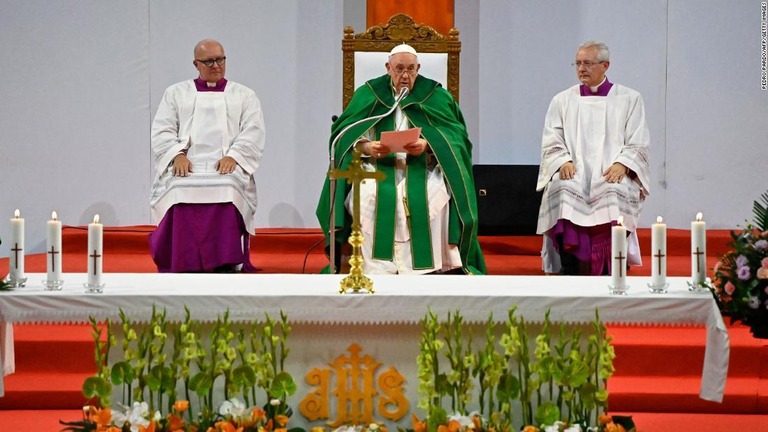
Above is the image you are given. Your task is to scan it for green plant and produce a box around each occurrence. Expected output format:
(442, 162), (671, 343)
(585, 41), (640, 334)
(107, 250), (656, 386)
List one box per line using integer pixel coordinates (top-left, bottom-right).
(73, 307), (298, 432)
(415, 308), (615, 432)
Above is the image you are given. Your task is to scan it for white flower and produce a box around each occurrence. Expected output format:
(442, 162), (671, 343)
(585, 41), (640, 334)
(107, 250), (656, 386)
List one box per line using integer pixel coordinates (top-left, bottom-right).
(447, 412), (475, 429)
(270, 398), (281, 406)
(543, 422), (565, 432)
(219, 398), (247, 417)
(749, 296), (761, 309)
(368, 424), (380, 431)
(334, 426), (363, 432)
(112, 402), (150, 432)
(564, 424), (583, 432)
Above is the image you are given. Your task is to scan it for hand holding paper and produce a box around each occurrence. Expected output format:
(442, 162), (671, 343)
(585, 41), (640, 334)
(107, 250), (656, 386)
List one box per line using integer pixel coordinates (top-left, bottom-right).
(380, 127), (422, 153)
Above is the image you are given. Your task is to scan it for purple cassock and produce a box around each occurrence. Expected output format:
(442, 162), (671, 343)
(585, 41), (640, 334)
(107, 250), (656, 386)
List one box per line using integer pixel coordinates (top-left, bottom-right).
(548, 78), (618, 275)
(148, 78), (256, 273)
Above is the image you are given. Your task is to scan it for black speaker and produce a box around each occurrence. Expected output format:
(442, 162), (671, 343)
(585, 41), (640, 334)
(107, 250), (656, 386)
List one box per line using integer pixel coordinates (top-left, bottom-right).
(472, 164), (542, 235)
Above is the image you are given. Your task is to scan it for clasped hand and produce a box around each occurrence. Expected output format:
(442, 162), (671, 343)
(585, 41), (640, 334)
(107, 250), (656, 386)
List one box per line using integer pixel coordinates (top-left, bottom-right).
(361, 138), (428, 158)
(172, 154), (238, 176)
(558, 161), (629, 183)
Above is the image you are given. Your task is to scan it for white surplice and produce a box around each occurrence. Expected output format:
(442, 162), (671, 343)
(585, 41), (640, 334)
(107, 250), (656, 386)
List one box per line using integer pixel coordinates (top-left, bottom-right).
(345, 106), (462, 274)
(536, 84), (651, 274)
(150, 80), (265, 233)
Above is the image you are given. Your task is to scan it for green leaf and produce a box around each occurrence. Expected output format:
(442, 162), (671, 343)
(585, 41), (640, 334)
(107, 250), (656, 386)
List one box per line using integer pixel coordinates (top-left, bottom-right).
(82, 376), (111, 400)
(232, 364), (258, 388)
(110, 361), (133, 386)
(189, 371), (213, 397)
(496, 373), (521, 401)
(269, 371), (297, 397)
(534, 401), (560, 427)
(753, 190), (768, 231)
(147, 364), (165, 391)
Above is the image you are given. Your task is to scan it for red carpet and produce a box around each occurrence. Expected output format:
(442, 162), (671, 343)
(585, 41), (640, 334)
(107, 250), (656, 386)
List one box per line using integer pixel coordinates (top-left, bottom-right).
(1, 226), (765, 431)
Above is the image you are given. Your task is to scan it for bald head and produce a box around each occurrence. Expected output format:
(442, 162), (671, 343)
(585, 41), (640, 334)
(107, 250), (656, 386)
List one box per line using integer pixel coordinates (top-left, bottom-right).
(193, 39), (226, 83)
(194, 39), (224, 57)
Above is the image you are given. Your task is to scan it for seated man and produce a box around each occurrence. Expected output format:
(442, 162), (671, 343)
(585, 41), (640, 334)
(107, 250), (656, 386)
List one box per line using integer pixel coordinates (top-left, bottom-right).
(317, 44), (486, 275)
(536, 41), (651, 275)
(149, 39), (265, 273)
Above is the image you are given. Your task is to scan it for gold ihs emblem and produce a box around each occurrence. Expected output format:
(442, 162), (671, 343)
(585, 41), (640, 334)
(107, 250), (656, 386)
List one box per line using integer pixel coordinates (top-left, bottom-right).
(299, 343), (409, 427)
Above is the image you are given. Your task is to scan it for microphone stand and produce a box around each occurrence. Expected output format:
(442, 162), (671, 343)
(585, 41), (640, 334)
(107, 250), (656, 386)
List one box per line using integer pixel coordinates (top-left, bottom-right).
(328, 87), (409, 274)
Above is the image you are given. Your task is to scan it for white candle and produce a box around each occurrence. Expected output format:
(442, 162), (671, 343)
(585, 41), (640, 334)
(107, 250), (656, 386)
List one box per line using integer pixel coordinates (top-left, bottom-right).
(87, 214), (103, 286)
(9, 209), (25, 280)
(651, 216), (667, 286)
(46, 211), (62, 282)
(611, 216), (628, 290)
(691, 212), (707, 283)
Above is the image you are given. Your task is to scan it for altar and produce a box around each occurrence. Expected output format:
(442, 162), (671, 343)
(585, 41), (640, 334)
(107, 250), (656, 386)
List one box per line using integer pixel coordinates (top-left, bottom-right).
(0, 273), (728, 427)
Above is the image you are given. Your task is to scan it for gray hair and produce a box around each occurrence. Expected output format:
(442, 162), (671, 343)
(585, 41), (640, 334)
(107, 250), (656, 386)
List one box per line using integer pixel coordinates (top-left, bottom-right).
(578, 41), (610, 62)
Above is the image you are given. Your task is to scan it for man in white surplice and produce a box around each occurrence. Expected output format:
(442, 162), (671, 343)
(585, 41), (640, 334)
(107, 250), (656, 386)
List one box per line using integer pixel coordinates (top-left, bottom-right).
(536, 41), (650, 275)
(149, 39), (265, 273)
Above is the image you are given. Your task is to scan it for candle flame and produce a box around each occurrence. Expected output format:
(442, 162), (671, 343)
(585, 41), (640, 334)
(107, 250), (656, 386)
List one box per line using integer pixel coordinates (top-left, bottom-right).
(656, 216), (663, 224)
(14, 209), (20, 218)
(93, 214), (100, 224)
(51, 211), (58, 221)
(617, 215), (624, 226)
(696, 212), (703, 222)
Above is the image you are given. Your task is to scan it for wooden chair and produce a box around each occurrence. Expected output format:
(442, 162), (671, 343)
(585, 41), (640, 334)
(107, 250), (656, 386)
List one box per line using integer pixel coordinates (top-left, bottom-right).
(341, 13), (461, 109)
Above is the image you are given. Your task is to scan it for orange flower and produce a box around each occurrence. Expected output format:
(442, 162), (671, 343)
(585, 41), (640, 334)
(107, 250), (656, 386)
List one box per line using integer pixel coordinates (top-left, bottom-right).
(275, 414), (290, 427)
(471, 415), (482, 432)
(92, 407), (112, 427)
(411, 414), (427, 432)
(604, 423), (626, 432)
(522, 426), (539, 432)
(252, 407), (267, 422)
(167, 413), (186, 431)
(173, 400), (190, 413)
(448, 419), (462, 432)
(139, 421), (157, 432)
(210, 421), (243, 432)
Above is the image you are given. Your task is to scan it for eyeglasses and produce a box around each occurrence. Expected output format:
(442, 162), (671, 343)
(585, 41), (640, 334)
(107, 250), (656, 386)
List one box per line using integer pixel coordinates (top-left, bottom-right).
(572, 61), (604, 69)
(393, 66), (418, 76)
(196, 57), (226, 67)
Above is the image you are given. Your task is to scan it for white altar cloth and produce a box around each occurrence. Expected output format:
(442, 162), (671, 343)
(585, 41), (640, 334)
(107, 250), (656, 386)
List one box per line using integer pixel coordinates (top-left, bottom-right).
(0, 273), (728, 403)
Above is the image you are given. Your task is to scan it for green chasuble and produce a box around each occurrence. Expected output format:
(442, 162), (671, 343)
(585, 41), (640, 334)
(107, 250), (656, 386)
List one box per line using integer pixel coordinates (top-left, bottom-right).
(316, 74), (486, 275)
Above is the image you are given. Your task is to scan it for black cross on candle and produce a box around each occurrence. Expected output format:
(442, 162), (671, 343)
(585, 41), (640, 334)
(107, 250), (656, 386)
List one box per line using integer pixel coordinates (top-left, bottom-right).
(693, 247), (704, 273)
(614, 251), (626, 277)
(11, 243), (22, 269)
(47, 246), (59, 271)
(654, 249), (666, 275)
(90, 249), (102, 275)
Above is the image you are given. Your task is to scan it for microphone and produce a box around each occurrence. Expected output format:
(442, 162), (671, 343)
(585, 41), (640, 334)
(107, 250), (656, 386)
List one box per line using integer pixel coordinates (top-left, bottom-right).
(395, 86), (409, 102)
(327, 86), (410, 273)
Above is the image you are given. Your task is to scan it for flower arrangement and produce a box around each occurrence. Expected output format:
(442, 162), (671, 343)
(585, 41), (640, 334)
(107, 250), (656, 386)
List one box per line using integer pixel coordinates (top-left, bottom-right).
(411, 308), (634, 432)
(712, 190), (768, 338)
(61, 307), (300, 432)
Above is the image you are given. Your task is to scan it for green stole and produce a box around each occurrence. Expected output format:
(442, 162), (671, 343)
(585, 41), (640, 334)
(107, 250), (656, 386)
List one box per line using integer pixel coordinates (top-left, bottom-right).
(370, 114), (432, 268)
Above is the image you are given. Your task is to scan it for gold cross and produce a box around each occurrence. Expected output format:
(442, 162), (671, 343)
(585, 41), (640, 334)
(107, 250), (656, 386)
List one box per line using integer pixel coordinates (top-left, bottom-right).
(329, 147), (386, 293)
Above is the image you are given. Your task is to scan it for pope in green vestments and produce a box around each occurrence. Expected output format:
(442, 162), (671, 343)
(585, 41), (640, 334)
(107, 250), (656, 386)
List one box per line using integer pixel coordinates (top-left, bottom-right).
(316, 44), (486, 275)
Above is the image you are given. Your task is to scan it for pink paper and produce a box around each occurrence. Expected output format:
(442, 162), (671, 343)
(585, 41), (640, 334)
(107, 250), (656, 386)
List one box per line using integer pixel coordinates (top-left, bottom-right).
(380, 127), (422, 152)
